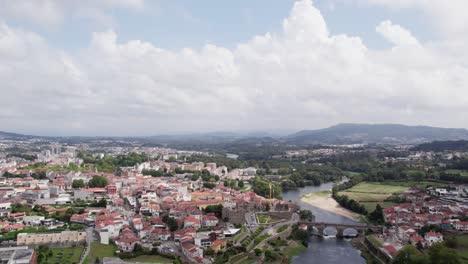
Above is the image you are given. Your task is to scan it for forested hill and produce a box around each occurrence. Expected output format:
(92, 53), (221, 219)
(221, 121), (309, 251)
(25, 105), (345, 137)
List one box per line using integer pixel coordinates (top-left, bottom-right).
(287, 123), (468, 145)
(411, 140), (468, 152)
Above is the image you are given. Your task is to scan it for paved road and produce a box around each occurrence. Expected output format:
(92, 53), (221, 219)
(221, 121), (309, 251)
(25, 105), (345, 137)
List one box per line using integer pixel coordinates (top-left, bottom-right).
(79, 227), (95, 264)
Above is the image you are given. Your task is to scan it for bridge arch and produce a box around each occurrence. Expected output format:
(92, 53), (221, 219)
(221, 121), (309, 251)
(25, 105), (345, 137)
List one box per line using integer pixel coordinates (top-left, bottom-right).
(343, 227), (358, 237)
(323, 226), (338, 237)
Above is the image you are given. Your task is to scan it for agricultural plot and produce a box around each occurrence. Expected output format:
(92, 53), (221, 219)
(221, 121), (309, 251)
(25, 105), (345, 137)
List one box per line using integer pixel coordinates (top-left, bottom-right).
(446, 170), (468, 177)
(343, 182), (408, 194)
(338, 182), (410, 211)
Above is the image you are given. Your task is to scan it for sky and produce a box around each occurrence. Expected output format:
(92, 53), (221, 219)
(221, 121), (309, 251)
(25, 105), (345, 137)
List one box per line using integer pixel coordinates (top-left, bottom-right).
(1, 0), (468, 136)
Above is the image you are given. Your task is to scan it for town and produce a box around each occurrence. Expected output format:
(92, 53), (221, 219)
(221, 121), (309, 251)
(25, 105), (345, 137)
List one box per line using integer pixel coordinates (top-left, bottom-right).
(0, 134), (467, 264)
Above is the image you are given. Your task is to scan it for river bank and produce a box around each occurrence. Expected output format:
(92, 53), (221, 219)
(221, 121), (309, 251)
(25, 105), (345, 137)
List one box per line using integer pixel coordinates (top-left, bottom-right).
(282, 184), (366, 264)
(300, 190), (363, 222)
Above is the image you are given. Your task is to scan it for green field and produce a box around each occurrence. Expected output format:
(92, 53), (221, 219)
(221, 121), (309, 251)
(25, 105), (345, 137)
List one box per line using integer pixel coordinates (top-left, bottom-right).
(358, 201), (397, 212)
(456, 235), (468, 262)
(257, 214), (282, 224)
(446, 170), (468, 177)
(338, 182), (410, 211)
(83, 242), (117, 264)
(127, 255), (173, 263)
(276, 225), (289, 233)
(40, 247), (84, 264)
(283, 240), (307, 261)
(233, 226), (249, 243)
(343, 182), (409, 194)
(345, 171), (363, 177)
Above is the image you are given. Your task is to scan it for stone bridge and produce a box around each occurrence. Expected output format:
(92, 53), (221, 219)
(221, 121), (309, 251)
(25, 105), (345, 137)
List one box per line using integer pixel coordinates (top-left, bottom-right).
(299, 221), (383, 237)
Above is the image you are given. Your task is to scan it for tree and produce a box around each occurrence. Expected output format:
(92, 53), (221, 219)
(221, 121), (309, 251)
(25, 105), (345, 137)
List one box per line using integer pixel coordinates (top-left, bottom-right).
(369, 204), (384, 224)
(203, 205), (223, 218)
(444, 236), (458, 249)
(392, 245), (420, 264)
(162, 215), (178, 232)
(429, 243), (460, 264)
(72, 179), (85, 189)
(252, 177), (281, 199)
(88, 175), (108, 188)
(299, 210), (314, 221)
(238, 180), (244, 188)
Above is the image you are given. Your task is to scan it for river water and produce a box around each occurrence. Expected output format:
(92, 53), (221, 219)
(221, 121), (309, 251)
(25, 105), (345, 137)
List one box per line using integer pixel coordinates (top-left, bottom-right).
(282, 183), (366, 264)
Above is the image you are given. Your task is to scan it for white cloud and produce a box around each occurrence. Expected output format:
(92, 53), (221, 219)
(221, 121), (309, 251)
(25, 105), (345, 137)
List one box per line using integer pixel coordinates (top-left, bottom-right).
(0, 0), (145, 28)
(0, 0), (63, 27)
(376, 20), (419, 46)
(0, 0), (468, 135)
(364, 0), (468, 38)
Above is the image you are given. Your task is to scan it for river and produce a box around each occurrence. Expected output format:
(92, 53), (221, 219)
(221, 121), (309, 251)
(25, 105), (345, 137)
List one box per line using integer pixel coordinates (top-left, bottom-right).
(282, 183), (366, 264)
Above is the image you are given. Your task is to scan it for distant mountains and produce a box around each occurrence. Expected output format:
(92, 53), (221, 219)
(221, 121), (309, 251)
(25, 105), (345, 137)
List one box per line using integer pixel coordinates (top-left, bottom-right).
(2, 123), (468, 145)
(411, 140), (468, 152)
(286, 123), (468, 145)
(0, 131), (35, 139)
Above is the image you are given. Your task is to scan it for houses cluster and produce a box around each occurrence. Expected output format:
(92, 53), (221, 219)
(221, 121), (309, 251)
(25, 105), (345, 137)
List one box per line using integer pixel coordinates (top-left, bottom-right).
(0, 151), (299, 264)
(377, 186), (468, 259)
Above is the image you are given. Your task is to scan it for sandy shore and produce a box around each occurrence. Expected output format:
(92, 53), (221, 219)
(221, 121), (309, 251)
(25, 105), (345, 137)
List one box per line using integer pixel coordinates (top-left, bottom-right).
(301, 191), (362, 221)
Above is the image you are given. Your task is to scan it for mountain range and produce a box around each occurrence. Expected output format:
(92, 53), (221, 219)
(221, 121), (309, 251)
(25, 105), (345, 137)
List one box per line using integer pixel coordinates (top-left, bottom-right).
(286, 123), (468, 144)
(2, 123), (468, 145)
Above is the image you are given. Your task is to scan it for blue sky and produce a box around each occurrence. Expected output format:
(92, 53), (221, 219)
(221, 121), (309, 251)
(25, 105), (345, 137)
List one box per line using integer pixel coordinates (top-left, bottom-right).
(4, 0), (432, 52)
(1, 0), (468, 136)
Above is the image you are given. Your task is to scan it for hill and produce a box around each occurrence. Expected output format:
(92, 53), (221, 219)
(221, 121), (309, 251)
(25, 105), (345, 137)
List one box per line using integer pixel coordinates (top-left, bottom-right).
(412, 140), (468, 152)
(0, 131), (33, 139)
(287, 123), (468, 145)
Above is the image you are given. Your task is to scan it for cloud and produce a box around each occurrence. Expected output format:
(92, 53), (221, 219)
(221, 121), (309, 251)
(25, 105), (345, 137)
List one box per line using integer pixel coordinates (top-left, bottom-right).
(364, 0), (468, 38)
(376, 20), (419, 46)
(0, 0), (468, 135)
(0, 0), (63, 27)
(0, 0), (145, 28)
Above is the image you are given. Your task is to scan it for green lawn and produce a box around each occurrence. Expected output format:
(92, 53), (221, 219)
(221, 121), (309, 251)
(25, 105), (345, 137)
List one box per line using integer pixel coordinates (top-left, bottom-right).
(367, 235), (383, 248)
(359, 201), (396, 212)
(257, 214), (282, 224)
(126, 255), (173, 263)
(283, 241), (306, 261)
(345, 171), (363, 177)
(338, 182), (414, 211)
(41, 247), (84, 264)
(343, 182), (408, 194)
(456, 234), (468, 262)
(276, 225), (289, 233)
(338, 191), (390, 201)
(83, 242), (117, 264)
(446, 170), (468, 177)
(233, 226), (249, 243)
(229, 253), (248, 263)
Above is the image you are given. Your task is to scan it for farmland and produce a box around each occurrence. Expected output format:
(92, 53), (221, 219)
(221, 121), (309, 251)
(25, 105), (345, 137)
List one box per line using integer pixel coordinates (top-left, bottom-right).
(338, 182), (409, 212)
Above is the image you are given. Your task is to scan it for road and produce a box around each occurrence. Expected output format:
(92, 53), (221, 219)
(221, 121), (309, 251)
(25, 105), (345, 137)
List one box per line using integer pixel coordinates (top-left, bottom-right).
(79, 227), (95, 264)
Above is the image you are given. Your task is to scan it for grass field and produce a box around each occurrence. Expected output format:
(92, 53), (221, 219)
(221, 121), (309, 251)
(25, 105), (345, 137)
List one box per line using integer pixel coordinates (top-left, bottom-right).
(456, 234), (468, 262)
(257, 214), (282, 224)
(367, 234), (384, 248)
(233, 226), (249, 243)
(83, 242), (117, 264)
(283, 240), (306, 261)
(276, 225), (289, 233)
(127, 255), (173, 263)
(446, 169), (468, 177)
(42, 247), (84, 264)
(343, 182), (408, 194)
(345, 171), (363, 177)
(358, 201), (397, 212)
(338, 182), (410, 212)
